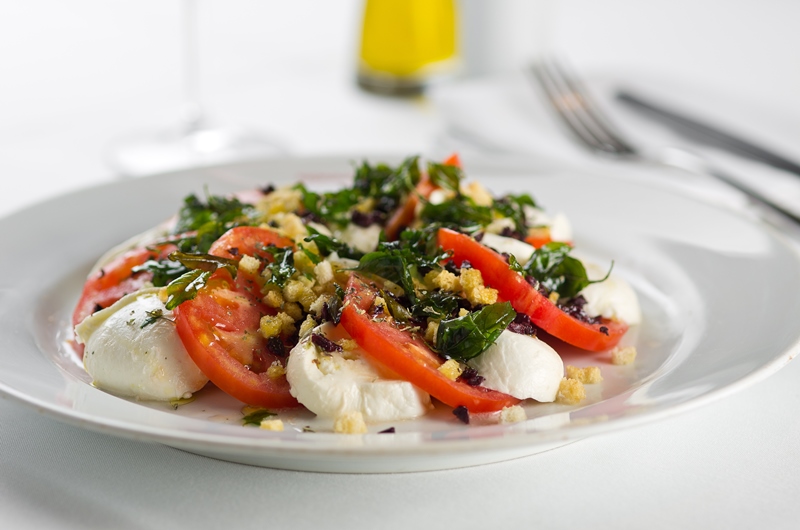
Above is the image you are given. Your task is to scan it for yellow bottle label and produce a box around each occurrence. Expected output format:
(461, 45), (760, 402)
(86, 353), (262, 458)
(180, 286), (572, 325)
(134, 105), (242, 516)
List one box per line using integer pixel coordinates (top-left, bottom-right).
(360, 0), (456, 78)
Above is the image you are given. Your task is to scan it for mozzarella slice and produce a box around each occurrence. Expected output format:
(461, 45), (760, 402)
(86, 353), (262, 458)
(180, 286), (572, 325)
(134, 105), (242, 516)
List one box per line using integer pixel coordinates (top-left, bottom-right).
(480, 233), (536, 264)
(75, 288), (208, 401)
(286, 323), (432, 422)
(579, 263), (642, 325)
(335, 223), (382, 254)
(468, 330), (563, 402)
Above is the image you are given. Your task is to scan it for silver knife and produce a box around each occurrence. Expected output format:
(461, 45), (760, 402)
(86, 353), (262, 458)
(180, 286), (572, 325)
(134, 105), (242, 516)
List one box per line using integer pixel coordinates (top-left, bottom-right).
(616, 90), (800, 178)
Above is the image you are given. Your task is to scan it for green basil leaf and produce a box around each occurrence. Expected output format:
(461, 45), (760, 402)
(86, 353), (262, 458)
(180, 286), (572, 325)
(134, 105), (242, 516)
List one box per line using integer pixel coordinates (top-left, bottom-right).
(524, 242), (593, 299)
(165, 269), (211, 310)
(242, 409), (276, 426)
(436, 302), (516, 361)
(427, 162), (463, 194)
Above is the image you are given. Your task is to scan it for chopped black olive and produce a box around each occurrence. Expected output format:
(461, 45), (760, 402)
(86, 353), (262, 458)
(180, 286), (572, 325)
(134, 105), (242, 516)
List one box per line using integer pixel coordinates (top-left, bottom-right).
(260, 184), (275, 194)
(599, 326), (609, 336)
(378, 427), (396, 434)
(506, 312), (538, 336)
(453, 405), (470, 424)
(266, 336), (286, 357)
(311, 333), (343, 353)
(458, 367), (485, 387)
(228, 247), (239, 256)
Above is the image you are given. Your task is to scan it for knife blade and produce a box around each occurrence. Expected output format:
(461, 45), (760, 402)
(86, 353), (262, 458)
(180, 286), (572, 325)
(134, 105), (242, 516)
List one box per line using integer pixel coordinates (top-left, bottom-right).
(616, 90), (800, 178)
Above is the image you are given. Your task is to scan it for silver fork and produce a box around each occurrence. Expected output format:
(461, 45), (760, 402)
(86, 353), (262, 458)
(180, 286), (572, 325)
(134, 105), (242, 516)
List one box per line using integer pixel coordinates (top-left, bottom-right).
(530, 57), (800, 225)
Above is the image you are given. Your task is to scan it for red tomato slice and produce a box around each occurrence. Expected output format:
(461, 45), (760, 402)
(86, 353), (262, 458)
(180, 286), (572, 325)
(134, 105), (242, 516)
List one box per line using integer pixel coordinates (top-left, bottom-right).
(385, 176), (438, 241)
(208, 226), (294, 261)
(442, 153), (462, 168)
(173, 226), (298, 408)
(339, 274), (520, 413)
(437, 228), (628, 352)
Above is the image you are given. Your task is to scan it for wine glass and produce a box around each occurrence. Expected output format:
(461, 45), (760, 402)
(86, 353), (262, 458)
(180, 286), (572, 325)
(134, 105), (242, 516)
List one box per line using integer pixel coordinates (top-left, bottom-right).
(106, 0), (284, 177)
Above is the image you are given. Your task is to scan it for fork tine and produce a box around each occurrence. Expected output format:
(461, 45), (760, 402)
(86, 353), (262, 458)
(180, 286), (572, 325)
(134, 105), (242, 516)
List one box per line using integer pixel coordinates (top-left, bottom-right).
(532, 58), (637, 157)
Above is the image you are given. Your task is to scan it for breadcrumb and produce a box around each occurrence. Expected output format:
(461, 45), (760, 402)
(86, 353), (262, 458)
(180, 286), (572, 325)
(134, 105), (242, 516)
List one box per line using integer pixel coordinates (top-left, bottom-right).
(259, 418), (284, 431)
(438, 359), (463, 381)
(460, 268), (498, 305)
(461, 181), (494, 207)
(499, 405), (527, 424)
(283, 278), (317, 311)
(565, 365), (603, 384)
(238, 254), (261, 275)
(259, 312), (295, 339)
(556, 377), (586, 405)
(298, 314), (317, 338)
(334, 411), (368, 434)
(282, 301), (303, 322)
(266, 360), (286, 379)
(313, 260), (335, 287)
(262, 288), (284, 309)
(256, 186), (303, 217)
(611, 346), (638, 365)
(430, 269), (461, 292)
(424, 320), (440, 345)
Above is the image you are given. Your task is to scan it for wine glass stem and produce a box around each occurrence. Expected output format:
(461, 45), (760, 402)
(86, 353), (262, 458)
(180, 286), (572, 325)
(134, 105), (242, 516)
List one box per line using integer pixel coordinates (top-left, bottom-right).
(181, 0), (205, 134)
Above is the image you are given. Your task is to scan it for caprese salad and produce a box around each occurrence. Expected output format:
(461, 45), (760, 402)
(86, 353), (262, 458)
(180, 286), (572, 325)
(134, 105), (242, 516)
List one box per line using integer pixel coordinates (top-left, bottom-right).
(73, 155), (641, 432)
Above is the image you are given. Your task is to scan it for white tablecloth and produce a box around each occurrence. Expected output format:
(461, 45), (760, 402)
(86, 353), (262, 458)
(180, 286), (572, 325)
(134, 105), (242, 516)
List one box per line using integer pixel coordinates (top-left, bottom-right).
(2, 1), (800, 528)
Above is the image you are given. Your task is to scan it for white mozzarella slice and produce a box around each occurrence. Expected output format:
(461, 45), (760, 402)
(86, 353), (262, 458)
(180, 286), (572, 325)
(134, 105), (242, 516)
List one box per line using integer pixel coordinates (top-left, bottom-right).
(549, 213), (573, 242)
(480, 233), (536, 264)
(286, 323), (432, 422)
(579, 263), (642, 325)
(336, 223), (382, 254)
(75, 288), (208, 401)
(468, 330), (563, 402)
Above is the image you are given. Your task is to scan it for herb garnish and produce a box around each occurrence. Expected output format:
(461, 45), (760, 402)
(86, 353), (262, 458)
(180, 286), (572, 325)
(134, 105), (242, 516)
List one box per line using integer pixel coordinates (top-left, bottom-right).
(242, 408), (276, 426)
(524, 242), (611, 299)
(436, 302), (516, 361)
(163, 251), (238, 309)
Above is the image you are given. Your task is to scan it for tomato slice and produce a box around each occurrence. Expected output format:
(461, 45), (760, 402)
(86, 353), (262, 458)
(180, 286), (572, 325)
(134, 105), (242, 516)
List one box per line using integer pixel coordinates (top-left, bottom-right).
(72, 242), (177, 340)
(384, 176), (437, 241)
(339, 274), (520, 413)
(208, 226), (294, 261)
(173, 226), (298, 408)
(437, 228), (627, 352)
(442, 153), (462, 168)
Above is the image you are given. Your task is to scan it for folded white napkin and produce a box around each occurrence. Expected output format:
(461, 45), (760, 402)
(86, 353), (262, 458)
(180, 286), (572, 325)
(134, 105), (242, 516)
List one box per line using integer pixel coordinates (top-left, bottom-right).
(429, 70), (800, 219)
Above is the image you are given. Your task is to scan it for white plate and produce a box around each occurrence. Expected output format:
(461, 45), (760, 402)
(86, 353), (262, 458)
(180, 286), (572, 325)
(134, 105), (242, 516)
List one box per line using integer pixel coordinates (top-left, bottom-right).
(2, 155), (800, 473)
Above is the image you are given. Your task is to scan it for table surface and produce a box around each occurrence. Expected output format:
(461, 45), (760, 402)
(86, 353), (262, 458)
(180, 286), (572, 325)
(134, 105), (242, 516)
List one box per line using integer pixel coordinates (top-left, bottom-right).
(2, 1), (800, 528)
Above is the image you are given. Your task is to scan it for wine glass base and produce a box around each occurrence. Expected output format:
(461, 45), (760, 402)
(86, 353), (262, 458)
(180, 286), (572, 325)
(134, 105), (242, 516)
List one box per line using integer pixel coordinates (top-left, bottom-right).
(106, 126), (287, 177)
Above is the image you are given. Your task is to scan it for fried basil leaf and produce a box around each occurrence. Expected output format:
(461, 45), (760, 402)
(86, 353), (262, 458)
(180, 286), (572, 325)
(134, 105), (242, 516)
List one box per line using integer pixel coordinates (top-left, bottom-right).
(524, 242), (610, 299)
(436, 302), (516, 361)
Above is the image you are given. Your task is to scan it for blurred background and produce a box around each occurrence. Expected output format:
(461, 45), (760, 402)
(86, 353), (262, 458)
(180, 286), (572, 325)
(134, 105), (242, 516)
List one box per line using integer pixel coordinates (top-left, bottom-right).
(0, 0), (798, 213)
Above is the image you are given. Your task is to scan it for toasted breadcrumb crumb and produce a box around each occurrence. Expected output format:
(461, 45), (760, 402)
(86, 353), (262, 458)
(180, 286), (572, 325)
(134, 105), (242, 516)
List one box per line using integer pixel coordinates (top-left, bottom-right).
(548, 291), (560, 304)
(438, 359), (463, 381)
(431, 269), (461, 292)
(611, 346), (638, 365)
(238, 254), (261, 275)
(565, 365), (603, 384)
(262, 288), (284, 309)
(460, 268), (498, 305)
(266, 360), (286, 379)
(556, 377), (586, 405)
(283, 277), (317, 311)
(259, 312), (295, 339)
(458, 308), (469, 317)
(424, 320), (440, 345)
(313, 260), (335, 287)
(499, 405), (527, 424)
(259, 418), (285, 431)
(282, 301), (303, 322)
(334, 411), (368, 434)
(298, 314), (317, 338)
(256, 186), (302, 216)
(461, 181), (494, 207)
